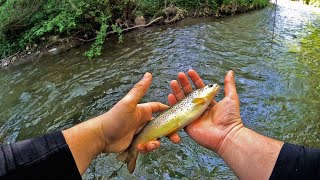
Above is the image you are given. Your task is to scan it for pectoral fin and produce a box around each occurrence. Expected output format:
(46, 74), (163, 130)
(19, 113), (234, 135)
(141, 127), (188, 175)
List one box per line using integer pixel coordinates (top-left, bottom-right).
(192, 98), (206, 105)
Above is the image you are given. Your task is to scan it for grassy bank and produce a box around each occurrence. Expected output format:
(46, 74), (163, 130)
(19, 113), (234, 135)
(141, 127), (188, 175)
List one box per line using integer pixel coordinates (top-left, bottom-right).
(0, 0), (269, 61)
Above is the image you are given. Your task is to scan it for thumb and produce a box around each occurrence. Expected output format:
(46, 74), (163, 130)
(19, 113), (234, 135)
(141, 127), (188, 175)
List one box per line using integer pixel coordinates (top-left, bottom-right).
(224, 70), (238, 99)
(124, 72), (152, 105)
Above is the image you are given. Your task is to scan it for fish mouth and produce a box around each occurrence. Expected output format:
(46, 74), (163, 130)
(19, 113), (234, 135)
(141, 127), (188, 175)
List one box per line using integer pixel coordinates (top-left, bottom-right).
(210, 84), (221, 95)
(205, 84), (220, 97)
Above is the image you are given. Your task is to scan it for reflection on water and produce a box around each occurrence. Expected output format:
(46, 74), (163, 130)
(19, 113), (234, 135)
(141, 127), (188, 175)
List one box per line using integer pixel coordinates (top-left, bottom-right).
(0, 1), (319, 179)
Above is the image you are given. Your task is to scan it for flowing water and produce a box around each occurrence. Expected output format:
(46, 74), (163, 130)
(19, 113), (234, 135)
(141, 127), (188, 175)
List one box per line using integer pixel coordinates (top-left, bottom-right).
(0, 1), (320, 179)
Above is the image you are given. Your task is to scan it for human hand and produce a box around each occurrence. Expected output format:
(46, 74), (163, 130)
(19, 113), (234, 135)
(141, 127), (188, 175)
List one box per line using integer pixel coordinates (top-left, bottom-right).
(98, 72), (171, 153)
(63, 72), (181, 174)
(167, 70), (243, 153)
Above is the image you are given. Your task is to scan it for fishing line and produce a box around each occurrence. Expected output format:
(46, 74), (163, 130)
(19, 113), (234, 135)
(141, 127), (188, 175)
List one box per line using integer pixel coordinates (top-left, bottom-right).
(254, 0), (278, 53)
(258, 0), (278, 25)
(271, 0), (278, 49)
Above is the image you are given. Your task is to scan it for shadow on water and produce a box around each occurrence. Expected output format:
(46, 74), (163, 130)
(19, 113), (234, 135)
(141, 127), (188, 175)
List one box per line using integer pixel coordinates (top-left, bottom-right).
(0, 2), (320, 179)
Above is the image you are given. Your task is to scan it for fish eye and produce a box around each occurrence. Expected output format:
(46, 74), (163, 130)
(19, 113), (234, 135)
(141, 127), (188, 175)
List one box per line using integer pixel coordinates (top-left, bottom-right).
(209, 84), (214, 87)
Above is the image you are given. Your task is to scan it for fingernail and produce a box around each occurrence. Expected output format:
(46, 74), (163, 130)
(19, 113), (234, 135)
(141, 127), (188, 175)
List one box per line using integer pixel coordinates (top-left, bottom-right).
(228, 70), (234, 78)
(150, 144), (155, 151)
(143, 72), (150, 80)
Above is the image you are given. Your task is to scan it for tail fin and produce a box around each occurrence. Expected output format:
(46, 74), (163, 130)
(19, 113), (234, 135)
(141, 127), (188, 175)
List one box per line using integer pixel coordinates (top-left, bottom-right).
(117, 147), (139, 174)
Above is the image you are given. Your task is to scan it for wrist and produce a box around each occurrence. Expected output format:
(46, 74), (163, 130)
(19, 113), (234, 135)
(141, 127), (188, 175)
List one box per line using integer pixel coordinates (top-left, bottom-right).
(90, 115), (108, 155)
(216, 121), (244, 156)
(62, 117), (106, 174)
(216, 125), (284, 180)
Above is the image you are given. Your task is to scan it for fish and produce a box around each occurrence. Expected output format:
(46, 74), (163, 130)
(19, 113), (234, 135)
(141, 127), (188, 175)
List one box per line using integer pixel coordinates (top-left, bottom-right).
(117, 84), (220, 174)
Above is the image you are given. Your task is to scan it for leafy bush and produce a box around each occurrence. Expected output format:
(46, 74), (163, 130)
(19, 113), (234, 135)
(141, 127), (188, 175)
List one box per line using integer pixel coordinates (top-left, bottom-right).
(0, 0), (113, 59)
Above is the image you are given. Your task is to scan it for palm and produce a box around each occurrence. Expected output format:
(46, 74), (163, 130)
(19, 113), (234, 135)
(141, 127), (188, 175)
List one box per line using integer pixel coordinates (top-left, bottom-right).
(101, 102), (141, 152)
(185, 96), (241, 151)
(99, 73), (168, 153)
(168, 70), (242, 152)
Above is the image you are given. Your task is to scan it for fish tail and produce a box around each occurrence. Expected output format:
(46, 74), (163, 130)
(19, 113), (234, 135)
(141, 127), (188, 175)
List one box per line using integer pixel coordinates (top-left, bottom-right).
(117, 147), (139, 174)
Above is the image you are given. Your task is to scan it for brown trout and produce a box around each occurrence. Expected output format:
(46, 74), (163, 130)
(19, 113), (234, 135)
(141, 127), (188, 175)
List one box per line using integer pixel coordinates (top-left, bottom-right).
(117, 84), (220, 173)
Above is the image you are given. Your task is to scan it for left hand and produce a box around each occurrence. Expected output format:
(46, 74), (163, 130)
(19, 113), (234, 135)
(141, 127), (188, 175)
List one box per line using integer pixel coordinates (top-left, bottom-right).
(99, 72), (168, 153)
(63, 72), (178, 174)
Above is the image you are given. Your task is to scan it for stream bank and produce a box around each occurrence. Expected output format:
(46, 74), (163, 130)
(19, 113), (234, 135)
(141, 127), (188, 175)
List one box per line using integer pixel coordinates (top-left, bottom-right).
(0, 0), (270, 68)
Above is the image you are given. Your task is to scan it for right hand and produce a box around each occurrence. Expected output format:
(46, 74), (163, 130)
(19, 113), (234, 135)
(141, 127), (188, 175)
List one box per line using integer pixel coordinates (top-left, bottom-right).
(167, 70), (244, 153)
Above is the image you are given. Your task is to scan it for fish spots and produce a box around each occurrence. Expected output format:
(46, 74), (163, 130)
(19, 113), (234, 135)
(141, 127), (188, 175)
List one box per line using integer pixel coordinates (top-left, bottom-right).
(136, 84), (219, 145)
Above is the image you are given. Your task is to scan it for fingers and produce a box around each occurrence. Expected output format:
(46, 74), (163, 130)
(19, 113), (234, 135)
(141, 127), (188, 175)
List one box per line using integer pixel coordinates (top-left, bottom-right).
(168, 94), (178, 106)
(137, 102), (169, 126)
(170, 80), (185, 101)
(188, 69), (205, 89)
(170, 70), (206, 101)
(224, 70), (237, 98)
(168, 133), (181, 144)
(137, 141), (160, 153)
(137, 133), (181, 153)
(178, 72), (193, 95)
(124, 72), (152, 105)
(147, 102), (169, 114)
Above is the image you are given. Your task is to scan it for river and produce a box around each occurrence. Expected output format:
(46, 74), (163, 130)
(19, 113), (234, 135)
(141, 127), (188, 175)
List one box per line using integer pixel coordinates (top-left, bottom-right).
(0, 1), (319, 179)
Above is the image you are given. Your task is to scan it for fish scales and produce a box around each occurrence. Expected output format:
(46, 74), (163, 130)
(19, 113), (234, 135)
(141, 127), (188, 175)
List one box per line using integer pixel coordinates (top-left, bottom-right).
(117, 84), (220, 174)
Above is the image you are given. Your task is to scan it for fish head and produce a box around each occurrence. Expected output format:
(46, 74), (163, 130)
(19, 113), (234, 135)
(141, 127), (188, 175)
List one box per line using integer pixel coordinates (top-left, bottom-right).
(189, 84), (220, 112)
(195, 84), (220, 102)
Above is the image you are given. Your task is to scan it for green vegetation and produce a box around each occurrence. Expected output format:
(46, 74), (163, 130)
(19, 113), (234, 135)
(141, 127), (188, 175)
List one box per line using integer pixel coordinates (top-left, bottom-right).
(294, 25), (320, 74)
(301, 0), (320, 7)
(292, 25), (320, 93)
(0, 0), (269, 60)
(299, 26), (320, 94)
(300, 27), (320, 63)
